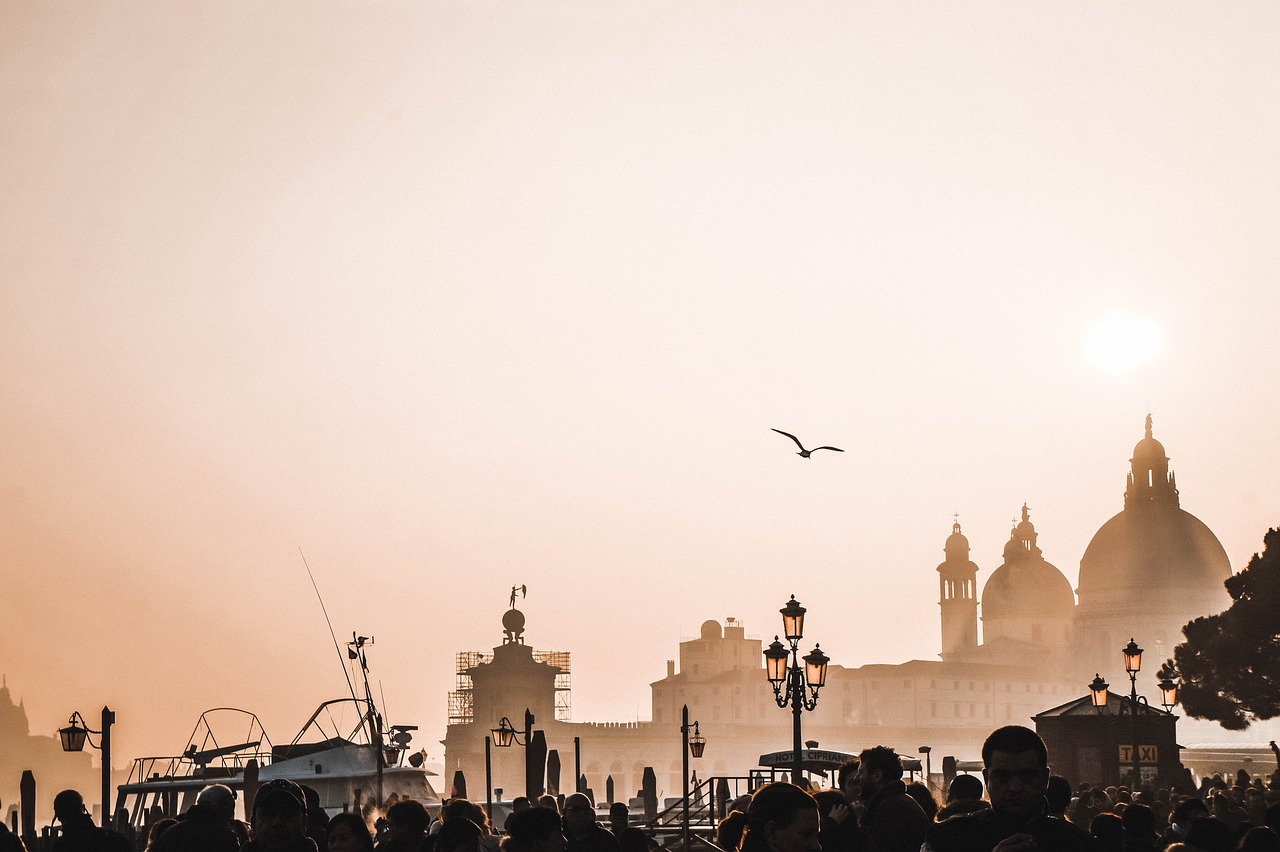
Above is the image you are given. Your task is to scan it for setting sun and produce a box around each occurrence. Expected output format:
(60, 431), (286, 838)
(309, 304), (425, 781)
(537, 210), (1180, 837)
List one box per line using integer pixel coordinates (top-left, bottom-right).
(1081, 311), (1166, 376)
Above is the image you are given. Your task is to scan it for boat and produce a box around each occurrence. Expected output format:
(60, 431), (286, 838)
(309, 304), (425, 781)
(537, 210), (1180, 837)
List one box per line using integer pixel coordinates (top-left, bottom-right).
(116, 635), (439, 828)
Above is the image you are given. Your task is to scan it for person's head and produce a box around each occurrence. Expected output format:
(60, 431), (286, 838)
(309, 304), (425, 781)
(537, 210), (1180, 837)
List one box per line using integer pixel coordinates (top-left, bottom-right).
(196, 784), (237, 823)
(562, 794), (595, 836)
(145, 818), (178, 849)
(507, 806), (566, 852)
(716, 810), (747, 851)
(512, 797), (532, 814)
(1171, 797), (1209, 828)
(742, 783), (819, 852)
(981, 725), (1050, 821)
(947, 775), (983, 804)
(537, 795), (560, 813)
(609, 802), (629, 833)
(53, 790), (87, 824)
(1046, 775), (1072, 816)
(1121, 803), (1155, 840)
(386, 799), (430, 838)
(442, 798), (490, 833)
(618, 828), (650, 852)
(853, 747), (903, 800)
(252, 779), (308, 851)
(836, 760), (860, 802)
(811, 790), (847, 821)
(1090, 813), (1123, 852)
(326, 812), (375, 852)
(903, 782), (937, 821)
(1239, 827), (1280, 852)
(1183, 817), (1234, 852)
(436, 817), (483, 852)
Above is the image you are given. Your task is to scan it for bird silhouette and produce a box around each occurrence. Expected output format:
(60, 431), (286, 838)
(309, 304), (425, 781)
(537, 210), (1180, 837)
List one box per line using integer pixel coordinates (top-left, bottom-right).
(771, 428), (844, 458)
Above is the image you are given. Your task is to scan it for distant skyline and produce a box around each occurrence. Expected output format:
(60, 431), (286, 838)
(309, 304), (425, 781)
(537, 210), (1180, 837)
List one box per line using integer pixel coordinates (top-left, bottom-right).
(3, 0), (1279, 811)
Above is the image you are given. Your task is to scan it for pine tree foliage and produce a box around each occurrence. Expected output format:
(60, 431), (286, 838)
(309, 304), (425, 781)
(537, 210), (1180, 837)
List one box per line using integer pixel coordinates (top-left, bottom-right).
(1172, 527), (1280, 730)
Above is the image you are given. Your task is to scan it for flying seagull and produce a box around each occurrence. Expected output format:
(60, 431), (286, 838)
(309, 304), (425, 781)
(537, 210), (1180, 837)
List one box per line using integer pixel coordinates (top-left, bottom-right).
(771, 428), (844, 458)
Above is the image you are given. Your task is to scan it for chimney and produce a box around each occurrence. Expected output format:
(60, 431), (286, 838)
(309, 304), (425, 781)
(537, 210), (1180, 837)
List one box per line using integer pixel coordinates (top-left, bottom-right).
(666, 660), (675, 677)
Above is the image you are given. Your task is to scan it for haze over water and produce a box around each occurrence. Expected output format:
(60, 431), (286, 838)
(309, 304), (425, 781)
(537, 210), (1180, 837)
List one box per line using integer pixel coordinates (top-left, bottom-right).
(3, 1), (1278, 808)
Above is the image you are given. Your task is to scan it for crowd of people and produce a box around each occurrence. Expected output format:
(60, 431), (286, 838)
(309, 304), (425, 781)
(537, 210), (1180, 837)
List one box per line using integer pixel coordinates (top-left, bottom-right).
(5, 724), (1278, 852)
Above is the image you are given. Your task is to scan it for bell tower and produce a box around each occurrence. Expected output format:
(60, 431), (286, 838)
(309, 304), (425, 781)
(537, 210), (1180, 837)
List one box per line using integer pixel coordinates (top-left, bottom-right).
(938, 517), (980, 660)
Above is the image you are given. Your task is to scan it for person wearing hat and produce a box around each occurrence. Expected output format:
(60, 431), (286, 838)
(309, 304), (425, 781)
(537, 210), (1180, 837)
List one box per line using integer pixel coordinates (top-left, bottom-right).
(245, 780), (316, 852)
(150, 784), (241, 852)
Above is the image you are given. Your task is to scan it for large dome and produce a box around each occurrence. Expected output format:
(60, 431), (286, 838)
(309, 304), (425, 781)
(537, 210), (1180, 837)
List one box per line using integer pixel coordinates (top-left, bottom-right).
(981, 505), (1076, 621)
(1079, 505), (1229, 593)
(1077, 416), (1231, 595)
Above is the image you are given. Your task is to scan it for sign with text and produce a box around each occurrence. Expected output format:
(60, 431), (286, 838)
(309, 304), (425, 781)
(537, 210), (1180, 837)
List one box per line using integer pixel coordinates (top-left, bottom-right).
(1118, 745), (1158, 764)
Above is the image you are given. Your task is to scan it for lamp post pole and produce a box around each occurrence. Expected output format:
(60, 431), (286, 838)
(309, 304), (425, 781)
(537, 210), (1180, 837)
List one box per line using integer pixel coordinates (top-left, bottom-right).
(764, 596), (830, 787)
(485, 735), (493, 820)
(680, 704), (705, 852)
(524, 709), (535, 800)
(100, 707), (114, 828)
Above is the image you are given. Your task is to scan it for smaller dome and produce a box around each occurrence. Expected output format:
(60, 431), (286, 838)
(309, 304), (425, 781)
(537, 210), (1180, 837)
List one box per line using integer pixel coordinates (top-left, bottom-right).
(945, 519), (970, 556)
(983, 507), (1074, 621)
(700, 620), (723, 640)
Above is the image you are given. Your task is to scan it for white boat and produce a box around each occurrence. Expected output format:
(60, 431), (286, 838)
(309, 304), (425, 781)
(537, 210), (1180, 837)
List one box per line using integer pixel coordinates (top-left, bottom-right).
(116, 637), (439, 827)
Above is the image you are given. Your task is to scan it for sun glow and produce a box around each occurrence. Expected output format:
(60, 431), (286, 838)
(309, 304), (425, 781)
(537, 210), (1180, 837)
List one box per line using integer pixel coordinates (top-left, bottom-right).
(1081, 311), (1166, 376)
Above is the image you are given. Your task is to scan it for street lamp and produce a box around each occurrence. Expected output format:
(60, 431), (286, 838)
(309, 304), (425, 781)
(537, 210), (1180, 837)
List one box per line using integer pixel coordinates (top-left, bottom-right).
(764, 595), (829, 786)
(681, 705), (706, 852)
(492, 709), (536, 799)
(1088, 640), (1179, 787)
(59, 707), (115, 829)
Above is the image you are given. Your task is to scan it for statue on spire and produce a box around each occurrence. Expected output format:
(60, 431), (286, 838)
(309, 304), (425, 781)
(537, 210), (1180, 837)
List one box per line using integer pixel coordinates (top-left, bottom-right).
(1146, 412), (1153, 439)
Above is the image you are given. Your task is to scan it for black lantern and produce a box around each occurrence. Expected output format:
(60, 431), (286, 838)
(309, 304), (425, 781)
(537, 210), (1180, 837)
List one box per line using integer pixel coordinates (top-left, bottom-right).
(1089, 674), (1109, 709)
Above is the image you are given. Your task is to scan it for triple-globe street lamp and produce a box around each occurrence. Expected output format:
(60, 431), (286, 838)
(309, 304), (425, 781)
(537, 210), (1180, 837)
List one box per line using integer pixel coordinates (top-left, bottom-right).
(1089, 638), (1180, 786)
(763, 596), (830, 786)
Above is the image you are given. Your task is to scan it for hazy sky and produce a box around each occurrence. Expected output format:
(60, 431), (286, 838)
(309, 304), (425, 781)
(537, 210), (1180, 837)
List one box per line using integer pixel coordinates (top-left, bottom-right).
(3, 1), (1279, 788)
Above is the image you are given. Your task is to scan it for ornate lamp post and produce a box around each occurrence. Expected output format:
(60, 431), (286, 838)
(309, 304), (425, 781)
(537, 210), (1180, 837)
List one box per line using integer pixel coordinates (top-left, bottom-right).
(492, 709), (536, 799)
(681, 705), (706, 851)
(764, 596), (830, 786)
(59, 707), (115, 829)
(1087, 639), (1180, 787)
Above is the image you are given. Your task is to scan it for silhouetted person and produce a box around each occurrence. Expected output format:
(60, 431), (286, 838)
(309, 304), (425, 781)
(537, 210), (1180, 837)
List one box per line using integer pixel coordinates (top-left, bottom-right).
(925, 726), (1094, 852)
(51, 790), (130, 852)
(562, 794), (616, 852)
(850, 747), (928, 852)
(151, 784), (241, 852)
(904, 783), (938, 823)
(1183, 817), (1233, 852)
(298, 786), (328, 852)
(504, 799), (532, 836)
(376, 801), (429, 852)
(245, 779), (315, 852)
(326, 813), (375, 852)
(1239, 827), (1280, 852)
(614, 829), (648, 852)
(812, 790), (867, 852)
(1046, 776), (1073, 819)
(435, 818), (482, 852)
(715, 811), (747, 852)
(739, 783), (820, 852)
(501, 808), (565, 852)
(145, 819), (178, 850)
(937, 777), (988, 822)
(1160, 798), (1209, 848)
(1090, 813), (1122, 852)
(607, 804), (628, 838)
(1120, 803), (1155, 852)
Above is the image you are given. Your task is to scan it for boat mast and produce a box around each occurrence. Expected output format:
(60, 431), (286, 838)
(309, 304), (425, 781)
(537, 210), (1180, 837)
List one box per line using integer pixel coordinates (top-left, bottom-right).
(348, 634), (385, 806)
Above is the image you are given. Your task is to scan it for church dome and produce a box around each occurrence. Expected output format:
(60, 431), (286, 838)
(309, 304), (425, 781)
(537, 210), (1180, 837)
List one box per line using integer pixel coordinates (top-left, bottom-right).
(982, 505), (1075, 621)
(1078, 417), (1231, 595)
(944, 521), (970, 557)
